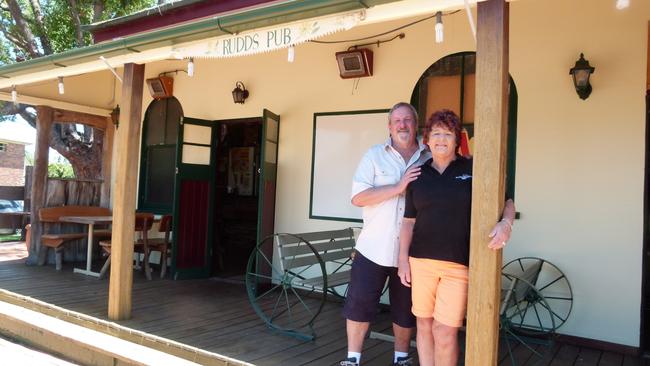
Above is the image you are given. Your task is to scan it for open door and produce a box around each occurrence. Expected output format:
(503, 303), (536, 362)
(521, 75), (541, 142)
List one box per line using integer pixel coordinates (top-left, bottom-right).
(249, 110), (280, 286)
(257, 110), (279, 244)
(171, 117), (216, 279)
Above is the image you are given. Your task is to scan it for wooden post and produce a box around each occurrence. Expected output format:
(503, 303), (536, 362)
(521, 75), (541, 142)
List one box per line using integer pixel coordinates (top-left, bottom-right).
(100, 118), (114, 208)
(30, 106), (53, 266)
(108, 63), (144, 320)
(465, 1), (509, 365)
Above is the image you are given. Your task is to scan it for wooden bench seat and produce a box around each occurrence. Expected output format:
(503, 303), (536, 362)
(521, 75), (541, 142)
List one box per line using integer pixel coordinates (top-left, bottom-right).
(38, 206), (111, 270)
(41, 230), (112, 248)
(276, 229), (356, 295)
(41, 233), (87, 248)
(297, 269), (351, 288)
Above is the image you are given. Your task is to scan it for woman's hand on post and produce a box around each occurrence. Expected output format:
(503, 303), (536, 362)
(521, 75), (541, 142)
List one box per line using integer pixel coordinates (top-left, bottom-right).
(398, 258), (411, 287)
(487, 219), (512, 250)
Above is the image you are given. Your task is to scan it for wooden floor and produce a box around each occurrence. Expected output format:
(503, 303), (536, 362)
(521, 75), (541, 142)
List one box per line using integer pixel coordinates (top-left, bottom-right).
(0, 241), (646, 366)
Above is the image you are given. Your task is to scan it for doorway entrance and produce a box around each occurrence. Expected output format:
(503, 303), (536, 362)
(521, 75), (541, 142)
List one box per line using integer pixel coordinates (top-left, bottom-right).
(171, 109), (280, 280)
(212, 118), (262, 278)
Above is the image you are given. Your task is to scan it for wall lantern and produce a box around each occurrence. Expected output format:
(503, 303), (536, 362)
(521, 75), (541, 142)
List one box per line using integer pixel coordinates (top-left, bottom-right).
(569, 53), (595, 100)
(110, 105), (120, 129)
(232, 81), (249, 104)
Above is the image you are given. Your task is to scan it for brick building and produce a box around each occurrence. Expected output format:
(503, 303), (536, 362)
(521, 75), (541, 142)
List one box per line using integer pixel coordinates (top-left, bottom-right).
(0, 142), (26, 186)
(0, 123), (33, 187)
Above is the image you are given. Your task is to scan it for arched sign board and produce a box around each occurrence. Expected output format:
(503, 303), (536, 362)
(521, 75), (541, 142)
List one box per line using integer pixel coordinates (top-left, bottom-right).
(309, 109), (389, 223)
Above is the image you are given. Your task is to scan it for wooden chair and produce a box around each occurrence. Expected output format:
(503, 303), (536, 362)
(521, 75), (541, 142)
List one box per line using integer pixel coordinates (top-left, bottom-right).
(141, 214), (172, 279)
(99, 212), (154, 279)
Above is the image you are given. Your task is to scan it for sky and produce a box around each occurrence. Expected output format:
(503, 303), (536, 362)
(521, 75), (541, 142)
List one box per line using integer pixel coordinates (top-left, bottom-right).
(0, 117), (64, 161)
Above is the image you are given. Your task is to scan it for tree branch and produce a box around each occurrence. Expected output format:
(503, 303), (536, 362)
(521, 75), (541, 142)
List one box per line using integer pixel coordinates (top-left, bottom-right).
(28, 0), (52, 55)
(3, 0), (40, 58)
(92, 0), (105, 23)
(65, 0), (85, 47)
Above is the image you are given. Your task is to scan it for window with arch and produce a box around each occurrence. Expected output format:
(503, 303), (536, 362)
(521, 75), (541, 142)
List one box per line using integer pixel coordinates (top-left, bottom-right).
(138, 97), (182, 213)
(411, 52), (518, 198)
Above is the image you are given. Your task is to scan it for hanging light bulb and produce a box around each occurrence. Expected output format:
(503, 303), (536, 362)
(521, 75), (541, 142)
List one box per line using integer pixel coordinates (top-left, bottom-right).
(287, 45), (295, 63)
(435, 11), (444, 43)
(187, 58), (194, 77)
(11, 85), (17, 104)
(58, 77), (65, 94)
(616, 0), (629, 9)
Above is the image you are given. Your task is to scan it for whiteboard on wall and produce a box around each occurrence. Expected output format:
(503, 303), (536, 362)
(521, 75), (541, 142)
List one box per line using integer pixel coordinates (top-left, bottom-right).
(310, 110), (389, 222)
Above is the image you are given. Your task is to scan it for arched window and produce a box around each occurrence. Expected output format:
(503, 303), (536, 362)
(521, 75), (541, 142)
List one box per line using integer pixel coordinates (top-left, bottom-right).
(411, 52), (518, 198)
(138, 97), (182, 213)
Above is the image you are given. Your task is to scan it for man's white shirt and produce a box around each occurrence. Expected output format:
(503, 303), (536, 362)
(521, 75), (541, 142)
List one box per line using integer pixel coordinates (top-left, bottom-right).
(351, 138), (431, 267)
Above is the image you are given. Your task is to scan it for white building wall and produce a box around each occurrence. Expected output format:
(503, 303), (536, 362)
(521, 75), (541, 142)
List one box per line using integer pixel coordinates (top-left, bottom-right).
(165, 0), (647, 347)
(19, 0), (648, 348)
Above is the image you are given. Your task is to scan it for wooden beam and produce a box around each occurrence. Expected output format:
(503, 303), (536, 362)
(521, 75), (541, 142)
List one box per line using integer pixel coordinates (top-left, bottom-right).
(100, 121), (114, 209)
(108, 63), (144, 320)
(0, 92), (111, 117)
(52, 109), (108, 130)
(30, 106), (53, 266)
(465, 1), (509, 366)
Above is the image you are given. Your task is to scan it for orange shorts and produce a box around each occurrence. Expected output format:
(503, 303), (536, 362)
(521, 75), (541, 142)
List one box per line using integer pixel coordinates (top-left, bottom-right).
(409, 257), (469, 328)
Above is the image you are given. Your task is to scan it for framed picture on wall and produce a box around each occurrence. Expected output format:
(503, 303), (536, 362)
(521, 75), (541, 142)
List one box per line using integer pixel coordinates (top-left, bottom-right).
(228, 147), (254, 196)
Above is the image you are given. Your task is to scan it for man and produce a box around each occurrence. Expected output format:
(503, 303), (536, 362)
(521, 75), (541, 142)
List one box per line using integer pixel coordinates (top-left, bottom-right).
(341, 102), (429, 366)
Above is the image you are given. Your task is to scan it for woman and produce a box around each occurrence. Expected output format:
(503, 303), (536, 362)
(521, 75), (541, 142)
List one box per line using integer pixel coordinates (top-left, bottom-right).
(397, 109), (515, 366)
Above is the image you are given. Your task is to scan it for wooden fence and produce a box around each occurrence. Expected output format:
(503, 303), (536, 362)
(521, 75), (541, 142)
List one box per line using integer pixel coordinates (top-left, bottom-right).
(41, 177), (103, 263)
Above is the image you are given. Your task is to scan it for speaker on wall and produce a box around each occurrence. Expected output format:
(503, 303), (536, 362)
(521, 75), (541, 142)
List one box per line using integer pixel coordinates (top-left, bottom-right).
(146, 76), (174, 99)
(335, 48), (373, 79)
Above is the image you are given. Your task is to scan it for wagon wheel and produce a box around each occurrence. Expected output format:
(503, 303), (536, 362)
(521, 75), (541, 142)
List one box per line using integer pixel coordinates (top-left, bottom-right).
(328, 227), (363, 299)
(245, 234), (326, 340)
(328, 251), (354, 299)
(502, 257), (573, 332)
(499, 273), (556, 366)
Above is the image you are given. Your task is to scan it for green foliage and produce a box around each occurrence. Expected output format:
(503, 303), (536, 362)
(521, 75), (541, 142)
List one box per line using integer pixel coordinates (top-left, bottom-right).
(0, 233), (21, 242)
(42, 1), (83, 53)
(48, 156), (74, 178)
(24, 150), (34, 166)
(0, 0), (157, 64)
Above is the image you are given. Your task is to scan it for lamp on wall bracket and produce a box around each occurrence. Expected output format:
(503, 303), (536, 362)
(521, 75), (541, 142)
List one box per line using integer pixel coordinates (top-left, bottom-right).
(569, 53), (595, 100)
(110, 105), (120, 129)
(232, 81), (249, 104)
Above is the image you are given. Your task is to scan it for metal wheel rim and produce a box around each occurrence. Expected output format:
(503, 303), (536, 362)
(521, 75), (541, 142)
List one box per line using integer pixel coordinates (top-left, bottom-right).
(502, 257), (573, 331)
(499, 273), (557, 365)
(245, 234), (326, 333)
(500, 273), (556, 336)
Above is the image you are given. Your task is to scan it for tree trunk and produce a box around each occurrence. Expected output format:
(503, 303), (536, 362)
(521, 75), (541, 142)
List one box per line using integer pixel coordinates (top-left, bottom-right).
(92, 0), (106, 23)
(0, 103), (104, 180)
(66, 0), (85, 47)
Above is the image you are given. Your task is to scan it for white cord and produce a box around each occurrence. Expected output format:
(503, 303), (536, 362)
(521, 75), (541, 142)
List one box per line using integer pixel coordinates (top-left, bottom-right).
(463, 0), (477, 44)
(99, 56), (123, 83)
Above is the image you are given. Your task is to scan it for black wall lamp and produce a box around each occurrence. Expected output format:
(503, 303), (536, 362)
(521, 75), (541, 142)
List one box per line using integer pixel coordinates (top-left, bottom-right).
(110, 105), (120, 129)
(232, 81), (249, 104)
(569, 53), (595, 100)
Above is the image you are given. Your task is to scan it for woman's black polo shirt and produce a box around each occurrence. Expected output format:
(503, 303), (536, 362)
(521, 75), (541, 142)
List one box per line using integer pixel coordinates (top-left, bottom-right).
(404, 156), (473, 266)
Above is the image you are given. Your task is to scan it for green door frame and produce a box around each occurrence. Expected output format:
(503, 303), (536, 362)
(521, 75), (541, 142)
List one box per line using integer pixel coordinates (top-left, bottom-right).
(171, 117), (217, 279)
